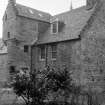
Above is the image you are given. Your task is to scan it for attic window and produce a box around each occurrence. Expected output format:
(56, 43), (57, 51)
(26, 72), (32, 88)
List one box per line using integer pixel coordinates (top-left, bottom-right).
(9, 66), (16, 74)
(51, 19), (58, 34)
(51, 44), (57, 59)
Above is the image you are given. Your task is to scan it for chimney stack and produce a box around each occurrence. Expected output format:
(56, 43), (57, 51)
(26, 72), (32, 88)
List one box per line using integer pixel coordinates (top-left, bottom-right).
(8, 0), (16, 6)
(70, 0), (73, 11)
(86, 0), (97, 10)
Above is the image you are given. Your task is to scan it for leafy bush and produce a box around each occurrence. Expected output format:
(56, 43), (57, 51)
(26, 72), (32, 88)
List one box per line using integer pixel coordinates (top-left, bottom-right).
(11, 66), (83, 105)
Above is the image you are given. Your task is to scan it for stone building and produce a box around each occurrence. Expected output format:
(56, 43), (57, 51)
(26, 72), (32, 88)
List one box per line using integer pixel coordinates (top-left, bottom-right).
(3, 0), (105, 103)
(0, 39), (8, 86)
(3, 0), (51, 79)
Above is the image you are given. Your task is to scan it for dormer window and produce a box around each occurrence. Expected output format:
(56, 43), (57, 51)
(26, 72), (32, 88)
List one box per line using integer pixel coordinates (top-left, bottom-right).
(51, 44), (57, 60)
(51, 19), (58, 34)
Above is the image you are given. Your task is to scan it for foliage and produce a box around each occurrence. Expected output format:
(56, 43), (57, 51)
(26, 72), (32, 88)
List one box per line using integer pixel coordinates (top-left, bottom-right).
(11, 66), (83, 105)
(12, 70), (48, 105)
(46, 67), (72, 91)
(45, 66), (73, 105)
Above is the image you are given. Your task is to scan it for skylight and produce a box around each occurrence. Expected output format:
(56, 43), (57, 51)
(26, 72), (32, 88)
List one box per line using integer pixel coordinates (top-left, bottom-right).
(38, 13), (43, 17)
(29, 9), (34, 14)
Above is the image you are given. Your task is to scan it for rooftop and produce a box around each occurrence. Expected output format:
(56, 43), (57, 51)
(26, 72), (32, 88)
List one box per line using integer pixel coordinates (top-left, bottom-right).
(16, 4), (52, 22)
(37, 6), (95, 44)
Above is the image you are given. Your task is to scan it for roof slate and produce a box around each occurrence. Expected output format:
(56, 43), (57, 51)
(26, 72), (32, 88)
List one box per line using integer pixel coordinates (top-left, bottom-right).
(16, 4), (51, 22)
(37, 6), (95, 44)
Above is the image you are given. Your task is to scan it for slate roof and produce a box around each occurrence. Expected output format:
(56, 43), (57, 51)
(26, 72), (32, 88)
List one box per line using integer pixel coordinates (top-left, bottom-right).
(16, 4), (51, 22)
(10, 3), (96, 44)
(37, 6), (95, 44)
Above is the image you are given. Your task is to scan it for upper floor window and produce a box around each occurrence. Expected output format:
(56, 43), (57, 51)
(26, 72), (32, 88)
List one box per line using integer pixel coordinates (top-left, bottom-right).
(40, 46), (46, 60)
(7, 32), (10, 39)
(51, 44), (57, 59)
(5, 13), (7, 21)
(51, 19), (58, 34)
(24, 45), (29, 53)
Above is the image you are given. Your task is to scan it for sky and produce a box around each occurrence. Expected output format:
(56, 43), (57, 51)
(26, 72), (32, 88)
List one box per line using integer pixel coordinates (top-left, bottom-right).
(0, 0), (86, 38)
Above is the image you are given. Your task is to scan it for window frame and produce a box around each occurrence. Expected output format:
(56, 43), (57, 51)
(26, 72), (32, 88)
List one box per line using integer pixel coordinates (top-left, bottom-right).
(39, 46), (46, 61)
(7, 32), (10, 39)
(51, 18), (58, 34)
(24, 45), (29, 53)
(9, 66), (16, 74)
(51, 44), (57, 60)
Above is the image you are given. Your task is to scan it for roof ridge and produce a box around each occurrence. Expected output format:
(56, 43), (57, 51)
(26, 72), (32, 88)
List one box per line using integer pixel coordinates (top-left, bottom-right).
(52, 6), (86, 17)
(16, 3), (52, 16)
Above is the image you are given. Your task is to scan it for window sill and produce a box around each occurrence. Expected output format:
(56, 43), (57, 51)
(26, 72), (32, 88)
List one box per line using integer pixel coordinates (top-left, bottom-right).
(51, 32), (58, 34)
(39, 59), (45, 61)
(51, 58), (56, 61)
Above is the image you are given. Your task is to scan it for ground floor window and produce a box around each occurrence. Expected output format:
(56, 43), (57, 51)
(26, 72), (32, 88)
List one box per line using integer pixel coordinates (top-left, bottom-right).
(39, 46), (46, 60)
(51, 44), (57, 60)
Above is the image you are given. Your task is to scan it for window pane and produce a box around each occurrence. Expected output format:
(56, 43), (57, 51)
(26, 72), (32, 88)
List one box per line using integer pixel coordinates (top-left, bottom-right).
(52, 45), (57, 51)
(53, 22), (57, 33)
(40, 46), (45, 59)
(52, 21), (58, 33)
(52, 52), (57, 59)
(24, 45), (28, 52)
(51, 45), (57, 59)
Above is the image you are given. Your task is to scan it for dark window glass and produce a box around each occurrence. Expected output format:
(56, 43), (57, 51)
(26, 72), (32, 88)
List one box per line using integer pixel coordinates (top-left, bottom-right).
(51, 45), (57, 59)
(7, 32), (10, 38)
(24, 45), (29, 53)
(9, 66), (15, 74)
(40, 46), (45, 60)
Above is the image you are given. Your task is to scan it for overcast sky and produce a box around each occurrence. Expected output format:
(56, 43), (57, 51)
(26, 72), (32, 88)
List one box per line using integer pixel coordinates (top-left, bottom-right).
(0, 0), (86, 38)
